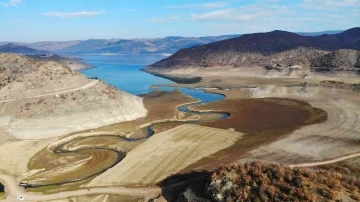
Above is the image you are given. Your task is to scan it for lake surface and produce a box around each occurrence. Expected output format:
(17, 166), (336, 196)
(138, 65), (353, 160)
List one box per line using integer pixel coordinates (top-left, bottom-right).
(79, 55), (172, 95)
(78, 55), (224, 103)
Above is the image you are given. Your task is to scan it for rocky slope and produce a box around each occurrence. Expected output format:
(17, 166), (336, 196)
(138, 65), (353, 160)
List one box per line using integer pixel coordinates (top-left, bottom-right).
(168, 161), (360, 202)
(148, 28), (360, 71)
(0, 54), (147, 139)
(316, 27), (360, 50)
(311, 49), (360, 70)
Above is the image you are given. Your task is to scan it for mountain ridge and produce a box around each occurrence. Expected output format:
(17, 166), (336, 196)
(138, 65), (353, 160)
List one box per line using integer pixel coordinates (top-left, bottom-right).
(0, 30), (343, 55)
(0, 43), (93, 70)
(148, 27), (360, 70)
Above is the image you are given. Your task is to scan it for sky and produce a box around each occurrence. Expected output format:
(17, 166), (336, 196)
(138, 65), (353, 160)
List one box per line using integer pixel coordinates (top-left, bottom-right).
(0, 0), (359, 42)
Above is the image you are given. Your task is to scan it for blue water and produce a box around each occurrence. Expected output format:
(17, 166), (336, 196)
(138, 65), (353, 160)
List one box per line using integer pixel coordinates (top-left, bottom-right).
(78, 55), (173, 95)
(77, 55), (224, 104)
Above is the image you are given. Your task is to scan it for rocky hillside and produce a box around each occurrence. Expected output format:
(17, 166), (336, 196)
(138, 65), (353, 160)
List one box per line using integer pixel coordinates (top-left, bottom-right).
(0, 54), (147, 139)
(316, 27), (360, 50)
(311, 49), (360, 70)
(168, 161), (360, 202)
(148, 28), (360, 71)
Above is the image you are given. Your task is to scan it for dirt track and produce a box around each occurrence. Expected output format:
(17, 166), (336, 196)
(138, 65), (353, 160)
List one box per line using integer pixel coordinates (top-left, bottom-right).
(289, 152), (360, 168)
(0, 174), (161, 201)
(0, 79), (98, 103)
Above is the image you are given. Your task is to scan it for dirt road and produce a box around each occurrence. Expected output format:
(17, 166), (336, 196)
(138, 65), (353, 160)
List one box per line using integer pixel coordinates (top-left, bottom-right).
(289, 152), (360, 168)
(0, 174), (161, 201)
(0, 79), (98, 103)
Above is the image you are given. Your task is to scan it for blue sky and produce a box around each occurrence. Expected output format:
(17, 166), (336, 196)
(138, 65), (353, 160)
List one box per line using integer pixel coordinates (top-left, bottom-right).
(0, 0), (359, 42)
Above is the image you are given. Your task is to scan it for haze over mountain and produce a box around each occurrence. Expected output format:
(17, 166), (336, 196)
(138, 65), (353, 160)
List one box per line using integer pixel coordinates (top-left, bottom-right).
(54, 35), (241, 55)
(0, 30), (342, 55)
(0, 43), (51, 55)
(149, 27), (360, 70)
(0, 43), (93, 70)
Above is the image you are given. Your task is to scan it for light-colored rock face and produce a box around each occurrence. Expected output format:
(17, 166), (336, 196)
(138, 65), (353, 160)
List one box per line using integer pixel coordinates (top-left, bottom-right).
(0, 54), (147, 139)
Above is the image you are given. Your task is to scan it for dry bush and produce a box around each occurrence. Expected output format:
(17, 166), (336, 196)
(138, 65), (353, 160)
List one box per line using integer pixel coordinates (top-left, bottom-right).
(208, 162), (359, 202)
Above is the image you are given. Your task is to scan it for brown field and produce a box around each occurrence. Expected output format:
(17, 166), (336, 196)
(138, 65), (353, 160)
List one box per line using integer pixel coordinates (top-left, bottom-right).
(0, 138), (55, 176)
(180, 97), (327, 171)
(87, 125), (242, 187)
(18, 90), (197, 190)
(23, 148), (120, 186)
(87, 90), (197, 135)
(45, 194), (142, 202)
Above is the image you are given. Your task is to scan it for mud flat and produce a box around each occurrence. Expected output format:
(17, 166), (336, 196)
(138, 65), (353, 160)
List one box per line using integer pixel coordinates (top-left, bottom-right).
(182, 97), (327, 171)
(87, 124), (242, 187)
(0, 139), (55, 176)
(87, 90), (197, 136)
(152, 65), (360, 166)
(244, 86), (360, 164)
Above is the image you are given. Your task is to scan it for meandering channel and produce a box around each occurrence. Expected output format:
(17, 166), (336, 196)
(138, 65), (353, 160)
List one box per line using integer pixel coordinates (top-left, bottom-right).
(21, 87), (230, 188)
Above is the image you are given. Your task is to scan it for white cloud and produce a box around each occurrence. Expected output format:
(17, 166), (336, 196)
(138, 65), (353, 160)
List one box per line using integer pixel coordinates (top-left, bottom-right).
(199, 2), (227, 9)
(1, 0), (22, 7)
(147, 14), (182, 23)
(43, 11), (105, 18)
(190, 5), (286, 22)
(301, 0), (360, 8)
(191, 9), (234, 21)
(164, 1), (226, 9)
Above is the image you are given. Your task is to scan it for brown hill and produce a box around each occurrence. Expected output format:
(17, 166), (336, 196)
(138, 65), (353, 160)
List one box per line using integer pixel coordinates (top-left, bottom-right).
(311, 49), (360, 69)
(0, 54), (147, 139)
(316, 27), (360, 50)
(166, 161), (360, 202)
(149, 28), (360, 71)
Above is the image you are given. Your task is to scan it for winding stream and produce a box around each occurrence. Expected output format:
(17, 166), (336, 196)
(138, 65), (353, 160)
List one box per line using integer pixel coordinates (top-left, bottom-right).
(24, 87), (230, 188)
(24, 55), (231, 187)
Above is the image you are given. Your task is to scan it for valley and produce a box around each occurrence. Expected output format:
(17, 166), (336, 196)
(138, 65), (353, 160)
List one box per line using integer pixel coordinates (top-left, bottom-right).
(0, 28), (359, 202)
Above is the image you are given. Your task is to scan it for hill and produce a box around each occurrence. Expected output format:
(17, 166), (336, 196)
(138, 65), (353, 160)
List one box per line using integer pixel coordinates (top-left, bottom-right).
(54, 35), (241, 55)
(148, 28), (360, 71)
(0, 43), (51, 55)
(0, 43), (93, 70)
(167, 161), (360, 202)
(297, 30), (343, 36)
(0, 53), (147, 139)
(316, 27), (360, 50)
(0, 41), (81, 51)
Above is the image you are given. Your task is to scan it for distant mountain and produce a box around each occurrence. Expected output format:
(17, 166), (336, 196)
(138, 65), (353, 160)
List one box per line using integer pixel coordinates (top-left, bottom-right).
(316, 27), (360, 50)
(27, 41), (81, 51)
(0, 43), (51, 55)
(0, 43), (92, 70)
(54, 35), (241, 55)
(55, 39), (111, 54)
(297, 30), (343, 36)
(0, 41), (81, 51)
(148, 28), (360, 70)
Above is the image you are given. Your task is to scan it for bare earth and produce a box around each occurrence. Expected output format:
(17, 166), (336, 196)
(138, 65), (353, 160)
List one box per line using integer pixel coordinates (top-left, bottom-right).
(87, 124), (242, 186)
(159, 66), (360, 166)
(243, 86), (360, 164)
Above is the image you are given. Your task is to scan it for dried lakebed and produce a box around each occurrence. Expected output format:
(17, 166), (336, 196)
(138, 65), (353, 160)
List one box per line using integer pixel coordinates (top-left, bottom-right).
(20, 88), (230, 187)
(21, 87), (327, 189)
